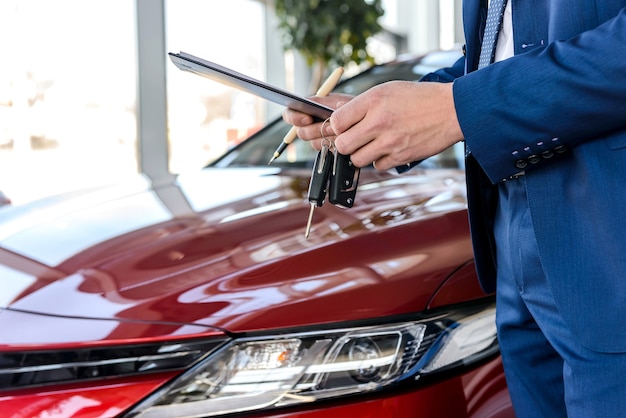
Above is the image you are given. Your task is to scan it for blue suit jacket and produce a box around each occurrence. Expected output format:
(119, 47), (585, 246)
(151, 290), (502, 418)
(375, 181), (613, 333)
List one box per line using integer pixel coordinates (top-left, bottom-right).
(424, 1), (626, 352)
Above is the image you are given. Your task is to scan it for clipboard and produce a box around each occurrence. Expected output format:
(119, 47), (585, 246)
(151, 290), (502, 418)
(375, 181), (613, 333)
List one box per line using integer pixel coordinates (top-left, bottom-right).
(169, 51), (334, 121)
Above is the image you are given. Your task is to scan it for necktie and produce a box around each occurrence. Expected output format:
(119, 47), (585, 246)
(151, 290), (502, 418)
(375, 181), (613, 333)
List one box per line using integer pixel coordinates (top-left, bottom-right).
(478, 0), (508, 69)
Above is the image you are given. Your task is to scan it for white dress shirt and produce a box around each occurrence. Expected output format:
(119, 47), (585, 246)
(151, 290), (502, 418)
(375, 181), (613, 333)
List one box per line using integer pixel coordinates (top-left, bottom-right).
(495, 1), (514, 62)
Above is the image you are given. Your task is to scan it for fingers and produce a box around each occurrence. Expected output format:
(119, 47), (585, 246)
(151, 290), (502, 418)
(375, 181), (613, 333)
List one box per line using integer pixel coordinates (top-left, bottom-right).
(297, 121), (335, 143)
(371, 154), (405, 171)
(329, 89), (387, 166)
(282, 94), (355, 151)
(283, 94), (353, 126)
(282, 108), (312, 126)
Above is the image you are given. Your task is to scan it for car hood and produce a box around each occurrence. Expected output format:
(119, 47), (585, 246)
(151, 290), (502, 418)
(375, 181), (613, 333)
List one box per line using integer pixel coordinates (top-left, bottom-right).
(0, 167), (474, 345)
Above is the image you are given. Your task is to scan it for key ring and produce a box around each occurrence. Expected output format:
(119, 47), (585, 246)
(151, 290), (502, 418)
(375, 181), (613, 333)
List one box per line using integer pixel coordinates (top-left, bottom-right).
(320, 117), (333, 149)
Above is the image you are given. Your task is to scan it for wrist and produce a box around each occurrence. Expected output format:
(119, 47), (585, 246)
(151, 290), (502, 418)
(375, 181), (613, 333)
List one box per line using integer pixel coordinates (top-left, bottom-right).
(442, 82), (464, 143)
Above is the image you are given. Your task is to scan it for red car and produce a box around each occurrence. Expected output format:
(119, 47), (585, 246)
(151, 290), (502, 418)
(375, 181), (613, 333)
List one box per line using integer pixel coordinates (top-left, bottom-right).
(0, 51), (512, 417)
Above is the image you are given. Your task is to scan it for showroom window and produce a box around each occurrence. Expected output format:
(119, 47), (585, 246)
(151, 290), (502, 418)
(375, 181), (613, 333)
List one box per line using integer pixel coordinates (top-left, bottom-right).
(0, 0), (137, 205)
(0, 0), (268, 203)
(0, 0), (460, 205)
(165, 0), (266, 174)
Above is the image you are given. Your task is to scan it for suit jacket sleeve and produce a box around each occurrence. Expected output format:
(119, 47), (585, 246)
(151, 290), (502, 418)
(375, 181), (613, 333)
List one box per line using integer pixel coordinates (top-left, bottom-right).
(453, 7), (626, 183)
(420, 56), (466, 83)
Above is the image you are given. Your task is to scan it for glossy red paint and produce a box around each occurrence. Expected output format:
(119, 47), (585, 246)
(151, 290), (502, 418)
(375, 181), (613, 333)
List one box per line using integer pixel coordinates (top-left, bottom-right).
(0, 305), (224, 349)
(428, 261), (487, 309)
(0, 374), (177, 418)
(1, 169), (475, 335)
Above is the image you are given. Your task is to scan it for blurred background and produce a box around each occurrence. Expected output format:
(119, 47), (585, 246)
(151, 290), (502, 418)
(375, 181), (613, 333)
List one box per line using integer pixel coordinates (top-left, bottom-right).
(0, 0), (463, 205)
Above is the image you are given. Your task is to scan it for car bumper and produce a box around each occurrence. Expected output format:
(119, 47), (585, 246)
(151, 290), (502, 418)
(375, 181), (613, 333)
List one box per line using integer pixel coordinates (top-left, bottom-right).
(0, 357), (511, 418)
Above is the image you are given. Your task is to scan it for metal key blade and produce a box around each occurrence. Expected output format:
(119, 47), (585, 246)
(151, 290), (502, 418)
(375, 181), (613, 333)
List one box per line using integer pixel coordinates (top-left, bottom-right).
(304, 203), (316, 238)
(305, 145), (334, 238)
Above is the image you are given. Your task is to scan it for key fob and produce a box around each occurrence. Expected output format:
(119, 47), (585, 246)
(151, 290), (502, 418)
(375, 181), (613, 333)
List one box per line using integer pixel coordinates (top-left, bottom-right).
(308, 146), (334, 207)
(329, 153), (360, 208)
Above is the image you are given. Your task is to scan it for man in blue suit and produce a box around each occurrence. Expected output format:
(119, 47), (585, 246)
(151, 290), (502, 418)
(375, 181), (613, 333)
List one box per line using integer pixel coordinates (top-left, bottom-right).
(284, 1), (626, 416)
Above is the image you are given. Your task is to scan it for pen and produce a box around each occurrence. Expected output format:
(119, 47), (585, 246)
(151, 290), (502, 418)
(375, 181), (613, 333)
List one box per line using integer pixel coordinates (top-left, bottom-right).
(268, 67), (344, 165)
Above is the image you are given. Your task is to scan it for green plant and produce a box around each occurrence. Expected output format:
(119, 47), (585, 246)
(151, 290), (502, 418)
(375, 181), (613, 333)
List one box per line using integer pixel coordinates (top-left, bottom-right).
(275, 0), (384, 91)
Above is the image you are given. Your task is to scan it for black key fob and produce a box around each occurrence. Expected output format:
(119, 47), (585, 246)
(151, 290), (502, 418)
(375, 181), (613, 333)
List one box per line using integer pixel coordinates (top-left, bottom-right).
(308, 146), (334, 207)
(329, 153), (360, 208)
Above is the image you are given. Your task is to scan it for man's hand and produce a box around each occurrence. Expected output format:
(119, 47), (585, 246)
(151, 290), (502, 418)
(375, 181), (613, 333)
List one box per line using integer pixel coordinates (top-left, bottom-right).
(283, 81), (464, 171)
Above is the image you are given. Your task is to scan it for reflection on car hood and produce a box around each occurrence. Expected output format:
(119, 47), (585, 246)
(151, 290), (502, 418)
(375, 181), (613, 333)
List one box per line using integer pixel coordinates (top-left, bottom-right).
(0, 167), (472, 343)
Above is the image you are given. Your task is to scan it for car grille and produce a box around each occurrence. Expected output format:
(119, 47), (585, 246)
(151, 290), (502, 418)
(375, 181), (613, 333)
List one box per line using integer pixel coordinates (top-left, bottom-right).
(0, 338), (228, 391)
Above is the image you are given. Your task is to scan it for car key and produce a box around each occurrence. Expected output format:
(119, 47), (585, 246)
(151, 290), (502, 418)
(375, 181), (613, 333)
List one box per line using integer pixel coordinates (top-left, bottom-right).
(329, 152), (360, 208)
(305, 143), (334, 238)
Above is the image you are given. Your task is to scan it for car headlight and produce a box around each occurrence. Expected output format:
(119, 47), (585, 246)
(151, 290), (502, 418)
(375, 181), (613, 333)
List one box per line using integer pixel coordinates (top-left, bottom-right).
(126, 300), (497, 418)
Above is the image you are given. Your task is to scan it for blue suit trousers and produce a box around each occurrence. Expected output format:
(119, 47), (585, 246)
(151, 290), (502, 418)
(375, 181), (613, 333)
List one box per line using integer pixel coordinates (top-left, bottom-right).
(494, 176), (626, 417)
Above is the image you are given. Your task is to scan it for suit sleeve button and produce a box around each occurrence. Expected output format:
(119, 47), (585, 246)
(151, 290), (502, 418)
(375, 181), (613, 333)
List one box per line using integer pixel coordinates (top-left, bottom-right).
(541, 150), (554, 159)
(515, 159), (528, 169)
(555, 145), (567, 153)
(528, 154), (541, 164)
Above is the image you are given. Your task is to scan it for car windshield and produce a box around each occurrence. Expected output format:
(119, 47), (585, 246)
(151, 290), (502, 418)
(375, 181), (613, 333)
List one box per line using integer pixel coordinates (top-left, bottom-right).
(210, 50), (464, 170)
